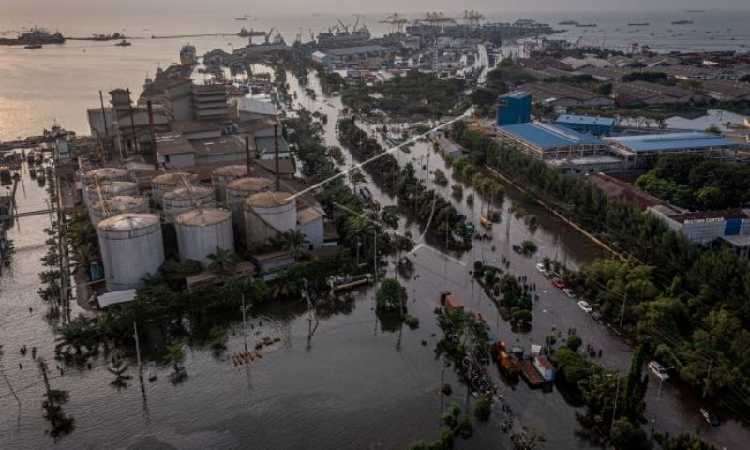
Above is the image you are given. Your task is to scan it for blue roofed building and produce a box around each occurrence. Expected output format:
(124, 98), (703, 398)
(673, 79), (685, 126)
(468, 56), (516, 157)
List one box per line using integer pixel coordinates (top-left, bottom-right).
(555, 114), (616, 136)
(496, 91), (532, 126)
(605, 132), (739, 168)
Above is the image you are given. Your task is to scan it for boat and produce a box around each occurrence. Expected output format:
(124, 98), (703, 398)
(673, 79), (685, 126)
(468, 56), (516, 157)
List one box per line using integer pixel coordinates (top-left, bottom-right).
(700, 408), (720, 427)
(628, 22), (651, 26)
(576, 23), (597, 28)
(24, 43), (42, 49)
(558, 20), (579, 26)
(648, 361), (670, 381)
(671, 20), (694, 25)
(114, 39), (131, 47)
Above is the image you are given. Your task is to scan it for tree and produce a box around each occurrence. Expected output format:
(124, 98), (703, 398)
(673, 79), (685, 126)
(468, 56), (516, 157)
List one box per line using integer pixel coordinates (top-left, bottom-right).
(166, 342), (187, 383)
(473, 395), (492, 422)
(276, 230), (307, 259)
(376, 278), (407, 314)
(610, 418), (652, 450)
(566, 335), (582, 352)
(207, 248), (238, 275)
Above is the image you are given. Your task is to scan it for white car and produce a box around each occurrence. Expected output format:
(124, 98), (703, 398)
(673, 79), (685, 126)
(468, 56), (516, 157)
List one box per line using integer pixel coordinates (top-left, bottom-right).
(577, 301), (593, 314)
(535, 262), (548, 276)
(562, 288), (576, 299)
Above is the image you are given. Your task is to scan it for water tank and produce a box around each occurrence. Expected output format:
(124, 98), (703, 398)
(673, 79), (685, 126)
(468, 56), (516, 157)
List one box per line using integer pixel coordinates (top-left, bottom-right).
(85, 181), (139, 206)
(82, 168), (129, 186)
(97, 213), (165, 291)
(244, 191), (296, 246)
(175, 208), (234, 266)
(151, 172), (198, 206)
(162, 185), (215, 223)
(89, 195), (149, 225)
(225, 177), (273, 236)
(211, 165), (252, 203)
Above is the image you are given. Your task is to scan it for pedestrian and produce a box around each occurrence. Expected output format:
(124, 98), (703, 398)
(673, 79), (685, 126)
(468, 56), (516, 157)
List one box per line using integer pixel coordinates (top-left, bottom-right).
(19, 363), (22, 370)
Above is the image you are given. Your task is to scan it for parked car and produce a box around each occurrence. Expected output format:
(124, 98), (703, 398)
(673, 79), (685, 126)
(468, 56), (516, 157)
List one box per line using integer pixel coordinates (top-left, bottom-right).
(552, 279), (566, 290)
(535, 262), (548, 276)
(562, 288), (576, 299)
(648, 361), (669, 381)
(577, 300), (593, 314)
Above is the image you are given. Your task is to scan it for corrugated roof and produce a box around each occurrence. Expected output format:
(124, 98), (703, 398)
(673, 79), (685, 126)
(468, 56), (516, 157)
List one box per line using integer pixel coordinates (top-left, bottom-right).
(556, 114), (616, 127)
(499, 122), (603, 151)
(605, 132), (738, 153)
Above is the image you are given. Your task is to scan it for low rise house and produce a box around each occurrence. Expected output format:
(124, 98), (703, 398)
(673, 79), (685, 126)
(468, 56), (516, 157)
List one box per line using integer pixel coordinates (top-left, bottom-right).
(701, 79), (750, 102)
(517, 82), (613, 108)
(614, 80), (707, 107)
(605, 132), (739, 167)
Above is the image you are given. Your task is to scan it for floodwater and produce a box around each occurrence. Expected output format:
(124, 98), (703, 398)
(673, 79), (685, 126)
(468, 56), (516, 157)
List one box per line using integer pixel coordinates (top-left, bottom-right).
(2, 22), (750, 450)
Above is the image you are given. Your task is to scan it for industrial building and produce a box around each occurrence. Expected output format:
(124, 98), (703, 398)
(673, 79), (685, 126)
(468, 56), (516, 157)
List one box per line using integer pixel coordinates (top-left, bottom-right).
(648, 206), (750, 258)
(555, 114), (616, 136)
(495, 91), (532, 126)
(497, 122), (609, 159)
(516, 82), (614, 109)
(605, 132), (739, 168)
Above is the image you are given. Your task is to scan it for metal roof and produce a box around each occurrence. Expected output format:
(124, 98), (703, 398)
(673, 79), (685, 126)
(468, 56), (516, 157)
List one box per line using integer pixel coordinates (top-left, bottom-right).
(556, 114), (616, 127)
(499, 122), (603, 151)
(605, 132), (738, 153)
(500, 91), (530, 100)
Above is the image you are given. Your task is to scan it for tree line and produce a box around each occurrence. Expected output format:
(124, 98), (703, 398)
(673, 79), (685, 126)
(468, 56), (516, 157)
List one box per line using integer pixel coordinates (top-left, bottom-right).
(450, 121), (750, 419)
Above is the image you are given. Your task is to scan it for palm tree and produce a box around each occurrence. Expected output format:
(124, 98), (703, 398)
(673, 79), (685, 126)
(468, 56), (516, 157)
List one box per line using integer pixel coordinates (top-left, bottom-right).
(207, 248), (238, 275)
(276, 230), (306, 260)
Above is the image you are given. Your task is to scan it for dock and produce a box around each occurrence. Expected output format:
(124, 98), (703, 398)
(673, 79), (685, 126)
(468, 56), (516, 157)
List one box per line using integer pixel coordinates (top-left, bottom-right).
(151, 33), (239, 40)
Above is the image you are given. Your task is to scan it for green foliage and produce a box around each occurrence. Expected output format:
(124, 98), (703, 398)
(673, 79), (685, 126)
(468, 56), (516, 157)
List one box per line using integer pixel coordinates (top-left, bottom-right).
(566, 335), (582, 352)
(654, 433), (718, 450)
(473, 395), (492, 422)
(342, 70), (466, 118)
(375, 278), (407, 313)
(610, 418), (653, 450)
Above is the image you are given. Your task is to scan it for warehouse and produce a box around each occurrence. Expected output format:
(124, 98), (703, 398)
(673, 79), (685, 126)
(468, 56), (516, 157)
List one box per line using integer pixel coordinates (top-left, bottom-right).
(605, 132), (739, 168)
(497, 122), (610, 160)
(555, 114), (616, 136)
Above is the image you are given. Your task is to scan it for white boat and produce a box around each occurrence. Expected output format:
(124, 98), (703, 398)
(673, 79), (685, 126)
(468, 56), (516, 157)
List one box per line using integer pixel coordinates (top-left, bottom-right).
(648, 361), (669, 381)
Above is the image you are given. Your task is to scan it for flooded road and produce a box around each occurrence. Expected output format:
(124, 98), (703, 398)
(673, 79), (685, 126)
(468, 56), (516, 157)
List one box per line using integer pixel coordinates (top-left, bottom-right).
(0, 68), (747, 450)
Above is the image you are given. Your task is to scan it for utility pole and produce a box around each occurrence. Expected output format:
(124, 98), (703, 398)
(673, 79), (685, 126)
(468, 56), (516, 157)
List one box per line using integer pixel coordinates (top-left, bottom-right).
(99, 90), (110, 138)
(610, 376), (621, 435)
(274, 121), (280, 191)
(619, 293), (627, 329)
(245, 135), (251, 176)
(242, 294), (248, 353)
(133, 322), (143, 382)
(372, 229), (377, 282)
(703, 359), (713, 399)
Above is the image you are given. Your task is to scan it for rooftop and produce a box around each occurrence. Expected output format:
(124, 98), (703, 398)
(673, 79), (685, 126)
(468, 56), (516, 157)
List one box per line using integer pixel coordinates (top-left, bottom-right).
(668, 208), (749, 224)
(328, 45), (388, 56)
(297, 207), (323, 225)
(605, 132), (738, 153)
(498, 122), (603, 151)
(556, 114), (616, 127)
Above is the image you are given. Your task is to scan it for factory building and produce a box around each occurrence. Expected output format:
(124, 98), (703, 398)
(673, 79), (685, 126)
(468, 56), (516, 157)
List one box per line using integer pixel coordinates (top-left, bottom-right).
(605, 132), (739, 168)
(648, 206), (750, 257)
(496, 91), (532, 126)
(497, 122), (609, 159)
(555, 114), (616, 136)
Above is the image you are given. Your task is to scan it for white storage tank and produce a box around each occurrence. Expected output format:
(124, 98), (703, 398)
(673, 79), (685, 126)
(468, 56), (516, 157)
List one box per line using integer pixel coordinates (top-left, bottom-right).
(175, 208), (234, 266)
(244, 191), (296, 246)
(85, 181), (139, 206)
(82, 168), (129, 186)
(211, 165), (252, 203)
(151, 172), (198, 206)
(162, 185), (215, 223)
(97, 213), (165, 291)
(225, 177), (273, 236)
(89, 195), (149, 225)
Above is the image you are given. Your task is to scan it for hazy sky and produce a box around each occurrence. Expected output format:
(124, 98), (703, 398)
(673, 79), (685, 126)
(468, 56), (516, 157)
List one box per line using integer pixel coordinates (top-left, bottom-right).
(5, 0), (750, 16)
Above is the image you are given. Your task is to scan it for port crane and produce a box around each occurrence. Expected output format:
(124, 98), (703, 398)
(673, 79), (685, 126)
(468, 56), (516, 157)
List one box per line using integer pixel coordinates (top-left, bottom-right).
(380, 13), (409, 34)
(264, 28), (275, 44)
(462, 10), (484, 28)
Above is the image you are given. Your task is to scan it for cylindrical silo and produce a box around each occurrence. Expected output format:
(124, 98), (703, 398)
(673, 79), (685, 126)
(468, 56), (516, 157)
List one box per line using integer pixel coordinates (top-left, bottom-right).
(211, 165), (252, 203)
(82, 168), (129, 186)
(85, 181), (139, 206)
(175, 208), (234, 266)
(151, 172), (198, 206)
(89, 195), (149, 225)
(225, 177), (273, 236)
(244, 191), (296, 246)
(161, 185), (215, 223)
(97, 213), (165, 291)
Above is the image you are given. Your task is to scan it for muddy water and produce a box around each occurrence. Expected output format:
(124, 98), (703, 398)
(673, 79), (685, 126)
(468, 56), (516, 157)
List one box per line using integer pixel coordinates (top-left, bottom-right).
(0, 68), (746, 450)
